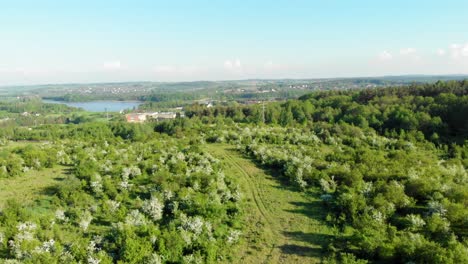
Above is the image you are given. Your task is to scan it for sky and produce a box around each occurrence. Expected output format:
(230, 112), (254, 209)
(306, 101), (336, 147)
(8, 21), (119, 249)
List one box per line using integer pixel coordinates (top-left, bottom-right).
(1, 0), (468, 85)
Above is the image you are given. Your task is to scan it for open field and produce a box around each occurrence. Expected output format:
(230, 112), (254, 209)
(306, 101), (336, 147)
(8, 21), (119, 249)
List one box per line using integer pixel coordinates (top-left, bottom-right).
(205, 144), (334, 263)
(0, 166), (66, 209)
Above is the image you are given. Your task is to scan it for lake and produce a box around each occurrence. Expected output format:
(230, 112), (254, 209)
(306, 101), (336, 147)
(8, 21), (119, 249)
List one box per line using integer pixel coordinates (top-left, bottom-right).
(43, 100), (142, 112)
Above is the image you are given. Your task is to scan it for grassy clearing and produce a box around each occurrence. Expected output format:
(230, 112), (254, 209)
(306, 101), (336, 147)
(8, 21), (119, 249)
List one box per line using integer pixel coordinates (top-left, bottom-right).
(205, 144), (334, 264)
(0, 166), (67, 209)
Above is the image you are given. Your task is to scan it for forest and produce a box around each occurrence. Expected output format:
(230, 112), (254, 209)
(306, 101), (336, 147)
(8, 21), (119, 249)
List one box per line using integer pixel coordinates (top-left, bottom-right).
(0, 80), (467, 263)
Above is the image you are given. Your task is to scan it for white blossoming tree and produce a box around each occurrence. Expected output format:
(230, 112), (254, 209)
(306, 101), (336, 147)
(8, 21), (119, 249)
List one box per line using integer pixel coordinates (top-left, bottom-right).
(142, 196), (164, 222)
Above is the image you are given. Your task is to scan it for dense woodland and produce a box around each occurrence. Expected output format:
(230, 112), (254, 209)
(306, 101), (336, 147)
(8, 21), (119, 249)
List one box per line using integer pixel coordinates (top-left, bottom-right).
(184, 80), (468, 143)
(0, 80), (467, 263)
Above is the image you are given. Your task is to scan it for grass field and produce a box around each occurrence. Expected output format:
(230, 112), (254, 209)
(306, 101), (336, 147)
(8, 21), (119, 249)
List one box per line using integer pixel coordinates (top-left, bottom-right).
(0, 166), (67, 209)
(205, 144), (334, 264)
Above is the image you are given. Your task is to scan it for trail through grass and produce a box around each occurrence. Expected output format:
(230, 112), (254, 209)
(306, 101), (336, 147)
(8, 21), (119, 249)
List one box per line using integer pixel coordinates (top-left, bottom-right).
(205, 144), (333, 264)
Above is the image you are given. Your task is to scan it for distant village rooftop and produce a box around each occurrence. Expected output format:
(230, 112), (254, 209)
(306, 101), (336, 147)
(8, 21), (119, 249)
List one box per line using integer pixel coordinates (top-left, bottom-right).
(125, 112), (178, 123)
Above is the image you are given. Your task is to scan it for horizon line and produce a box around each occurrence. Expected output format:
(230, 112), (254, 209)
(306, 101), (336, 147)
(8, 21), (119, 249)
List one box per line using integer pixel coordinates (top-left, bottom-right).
(1, 73), (468, 88)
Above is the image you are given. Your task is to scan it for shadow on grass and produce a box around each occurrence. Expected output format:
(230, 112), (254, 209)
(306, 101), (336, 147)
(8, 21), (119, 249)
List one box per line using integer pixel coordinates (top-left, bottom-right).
(283, 231), (334, 246)
(63, 167), (74, 175)
(36, 176), (69, 197)
(278, 244), (323, 258)
(279, 231), (335, 258)
(286, 200), (327, 221)
(37, 185), (60, 196)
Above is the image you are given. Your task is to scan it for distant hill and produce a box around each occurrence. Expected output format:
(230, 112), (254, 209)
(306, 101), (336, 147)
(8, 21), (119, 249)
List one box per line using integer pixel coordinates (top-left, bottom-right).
(1, 75), (467, 102)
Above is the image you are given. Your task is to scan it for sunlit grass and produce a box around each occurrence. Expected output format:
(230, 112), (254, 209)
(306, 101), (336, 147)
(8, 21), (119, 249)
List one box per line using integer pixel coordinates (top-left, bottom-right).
(205, 144), (334, 263)
(0, 166), (66, 209)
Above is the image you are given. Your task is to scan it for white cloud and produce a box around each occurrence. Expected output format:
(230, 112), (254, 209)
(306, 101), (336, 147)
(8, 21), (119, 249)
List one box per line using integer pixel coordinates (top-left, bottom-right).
(223, 60), (232, 69)
(400, 47), (421, 61)
(103, 61), (121, 70)
(378, 51), (393, 61)
(400, 48), (416, 55)
(449, 43), (468, 59)
(437, 49), (446, 56)
(224, 59), (242, 70)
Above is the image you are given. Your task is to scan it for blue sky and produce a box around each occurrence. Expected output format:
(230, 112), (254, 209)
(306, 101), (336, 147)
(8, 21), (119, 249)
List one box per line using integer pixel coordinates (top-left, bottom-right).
(1, 0), (468, 85)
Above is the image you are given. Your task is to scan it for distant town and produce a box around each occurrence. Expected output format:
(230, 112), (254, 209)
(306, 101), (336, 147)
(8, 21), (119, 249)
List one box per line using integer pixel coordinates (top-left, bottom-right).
(125, 111), (179, 123)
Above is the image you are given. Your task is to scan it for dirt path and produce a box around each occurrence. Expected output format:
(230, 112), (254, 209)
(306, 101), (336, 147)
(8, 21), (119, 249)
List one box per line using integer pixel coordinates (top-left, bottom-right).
(205, 144), (332, 264)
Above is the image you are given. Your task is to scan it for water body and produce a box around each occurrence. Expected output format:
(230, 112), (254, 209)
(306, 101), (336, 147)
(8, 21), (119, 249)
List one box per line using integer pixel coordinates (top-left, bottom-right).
(43, 100), (142, 112)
